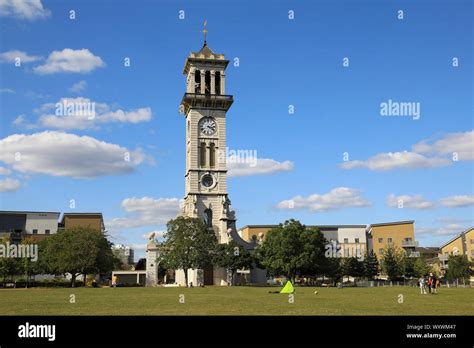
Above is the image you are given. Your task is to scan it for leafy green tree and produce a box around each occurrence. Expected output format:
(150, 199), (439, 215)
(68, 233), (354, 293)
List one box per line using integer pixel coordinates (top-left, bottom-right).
(402, 255), (417, 278)
(41, 227), (115, 287)
(363, 250), (379, 280)
(446, 255), (472, 284)
(342, 257), (364, 281)
(135, 258), (146, 270)
(213, 240), (253, 285)
(322, 257), (343, 286)
(413, 257), (431, 278)
(0, 237), (22, 285)
(158, 217), (217, 287)
(380, 246), (404, 280)
(19, 237), (40, 287)
(256, 219), (327, 283)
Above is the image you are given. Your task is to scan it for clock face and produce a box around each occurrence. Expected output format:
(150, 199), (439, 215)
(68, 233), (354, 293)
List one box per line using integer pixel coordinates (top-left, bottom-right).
(200, 117), (216, 136)
(201, 174), (214, 188)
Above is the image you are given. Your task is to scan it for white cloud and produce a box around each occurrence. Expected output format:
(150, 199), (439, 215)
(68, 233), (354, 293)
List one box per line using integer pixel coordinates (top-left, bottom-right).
(0, 167), (12, 175)
(227, 157), (293, 177)
(440, 195), (474, 208)
(0, 88), (15, 93)
(386, 194), (434, 209)
(33, 49), (105, 74)
(0, 50), (41, 63)
(340, 151), (450, 171)
(340, 130), (473, 171)
(69, 80), (87, 93)
(0, 0), (50, 20)
(12, 115), (37, 129)
(417, 224), (466, 237)
(277, 187), (371, 212)
(16, 97), (152, 130)
(0, 131), (148, 178)
(413, 131), (474, 161)
(107, 197), (181, 230)
(0, 178), (20, 192)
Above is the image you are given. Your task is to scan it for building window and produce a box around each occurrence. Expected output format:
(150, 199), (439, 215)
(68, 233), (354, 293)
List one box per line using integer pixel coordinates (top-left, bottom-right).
(45, 229), (50, 235)
(471, 250), (474, 256)
(195, 70), (201, 94)
(215, 71), (221, 95)
(205, 71), (211, 95)
(204, 209), (212, 228)
(471, 239), (474, 244)
(378, 238), (383, 243)
(355, 238), (359, 243)
(32, 229), (38, 234)
(200, 142), (206, 166)
(388, 238), (393, 243)
(379, 249), (384, 255)
(209, 143), (216, 168)
(344, 238), (349, 244)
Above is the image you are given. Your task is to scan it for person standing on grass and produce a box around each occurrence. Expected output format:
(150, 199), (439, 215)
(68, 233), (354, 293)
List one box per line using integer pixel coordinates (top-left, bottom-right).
(112, 274), (118, 288)
(432, 274), (438, 294)
(419, 276), (426, 294)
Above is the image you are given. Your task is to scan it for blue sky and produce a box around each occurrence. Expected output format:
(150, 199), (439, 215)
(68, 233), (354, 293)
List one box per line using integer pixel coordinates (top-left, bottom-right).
(0, 0), (472, 260)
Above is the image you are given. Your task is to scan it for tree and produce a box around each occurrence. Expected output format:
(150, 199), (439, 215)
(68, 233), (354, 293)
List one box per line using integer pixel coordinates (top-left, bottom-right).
(213, 240), (253, 285)
(380, 246), (404, 280)
(363, 250), (379, 280)
(342, 257), (364, 281)
(256, 219), (327, 283)
(135, 258), (146, 270)
(402, 255), (417, 279)
(413, 257), (431, 278)
(446, 255), (472, 284)
(19, 237), (40, 287)
(0, 237), (22, 286)
(322, 257), (343, 286)
(158, 216), (217, 287)
(41, 227), (115, 287)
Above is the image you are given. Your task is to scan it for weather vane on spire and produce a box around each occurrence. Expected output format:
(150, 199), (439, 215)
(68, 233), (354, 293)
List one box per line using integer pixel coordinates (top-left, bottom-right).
(202, 20), (208, 45)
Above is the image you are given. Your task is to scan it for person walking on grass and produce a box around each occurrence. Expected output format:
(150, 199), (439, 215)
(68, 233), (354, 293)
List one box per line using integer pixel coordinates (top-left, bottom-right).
(112, 274), (118, 288)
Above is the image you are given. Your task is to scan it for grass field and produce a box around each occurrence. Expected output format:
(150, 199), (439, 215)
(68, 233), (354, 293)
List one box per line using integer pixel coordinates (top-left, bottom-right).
(0, 286), (472, 315)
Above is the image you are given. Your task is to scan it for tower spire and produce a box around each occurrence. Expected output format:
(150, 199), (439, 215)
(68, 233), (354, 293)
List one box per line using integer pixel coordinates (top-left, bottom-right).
(202, 20), (208, 46)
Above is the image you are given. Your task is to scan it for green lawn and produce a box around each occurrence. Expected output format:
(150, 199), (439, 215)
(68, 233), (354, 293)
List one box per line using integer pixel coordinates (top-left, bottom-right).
(0, 286), (472, 315)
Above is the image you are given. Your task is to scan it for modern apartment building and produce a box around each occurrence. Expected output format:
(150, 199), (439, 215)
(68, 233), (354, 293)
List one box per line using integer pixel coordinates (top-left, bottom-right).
(367, 221), (418, 259)
(239, 220), (420, 261)
(238, 224), (367, 258)
(0, 211), (60, 242)
(0, 211), (106, 243)
(59, 212), (105, 233)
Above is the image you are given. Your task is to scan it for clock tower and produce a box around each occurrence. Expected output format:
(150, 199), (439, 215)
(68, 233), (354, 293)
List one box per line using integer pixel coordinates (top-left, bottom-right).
(180, 37), (236, 264)
(172, 26), (267, 287)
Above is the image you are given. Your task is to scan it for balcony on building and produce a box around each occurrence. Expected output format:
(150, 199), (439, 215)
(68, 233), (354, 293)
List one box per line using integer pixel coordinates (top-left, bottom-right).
(401, 239), (419, 247)
(438, 254), (449, 262)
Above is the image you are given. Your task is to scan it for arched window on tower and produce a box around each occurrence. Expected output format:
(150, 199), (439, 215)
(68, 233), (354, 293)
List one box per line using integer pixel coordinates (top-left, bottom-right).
(205, 71), (211, 95)
(204, 208), (213, 228)
(215, 71), (221, 95)
(195, 70), (201, 94)
(209, 143), (215, 168)
(200, 142), (206, 167)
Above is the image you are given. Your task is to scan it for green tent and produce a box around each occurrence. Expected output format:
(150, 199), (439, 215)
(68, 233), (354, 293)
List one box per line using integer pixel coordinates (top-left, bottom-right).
(280, 280), (295, 294)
